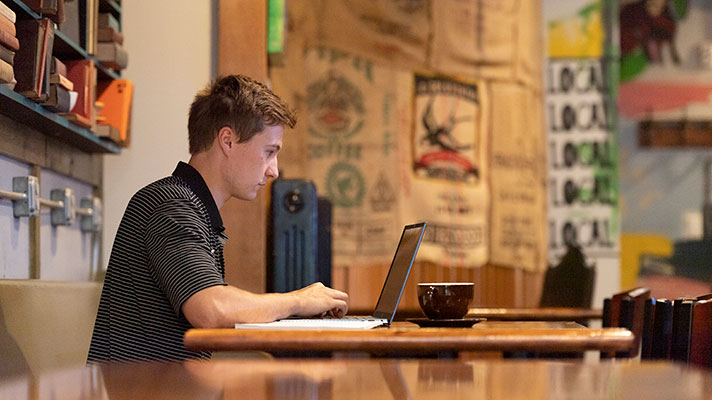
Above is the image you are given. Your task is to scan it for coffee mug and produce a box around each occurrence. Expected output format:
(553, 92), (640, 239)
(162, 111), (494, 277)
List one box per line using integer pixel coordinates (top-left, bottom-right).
(417, 282), (474, 320)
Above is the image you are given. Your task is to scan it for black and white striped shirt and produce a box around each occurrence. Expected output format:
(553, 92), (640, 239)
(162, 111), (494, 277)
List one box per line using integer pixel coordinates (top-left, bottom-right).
(88, 162), (228, 363)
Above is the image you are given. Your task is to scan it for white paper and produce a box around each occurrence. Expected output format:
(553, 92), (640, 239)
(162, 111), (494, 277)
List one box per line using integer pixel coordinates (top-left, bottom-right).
(234, 318), (386, 331)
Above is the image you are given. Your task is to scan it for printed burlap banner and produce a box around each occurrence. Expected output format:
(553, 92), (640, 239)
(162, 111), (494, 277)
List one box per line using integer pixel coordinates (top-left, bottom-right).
(271, 0), (545, 272)
(488, 82), (547, 271)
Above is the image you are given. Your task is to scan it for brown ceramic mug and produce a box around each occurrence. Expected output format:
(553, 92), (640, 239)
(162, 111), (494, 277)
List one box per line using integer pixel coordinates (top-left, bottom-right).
(417, 282), (474, 320)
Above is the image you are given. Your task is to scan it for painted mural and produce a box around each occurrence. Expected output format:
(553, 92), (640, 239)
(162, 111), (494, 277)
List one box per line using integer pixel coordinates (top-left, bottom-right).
(545, 0), (620, 304)
(617, 0), (712, 297)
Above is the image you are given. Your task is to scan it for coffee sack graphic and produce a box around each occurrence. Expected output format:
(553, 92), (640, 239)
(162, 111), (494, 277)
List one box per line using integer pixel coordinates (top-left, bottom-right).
(369, 171), (396, 212)
(325, 162), (366, 208)
(307, 70), (365, 141)
(413, 74), (480, 183)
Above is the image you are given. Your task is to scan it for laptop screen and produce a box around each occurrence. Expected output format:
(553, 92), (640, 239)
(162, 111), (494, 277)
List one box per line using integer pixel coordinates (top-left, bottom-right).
(372, 222), (427, 323)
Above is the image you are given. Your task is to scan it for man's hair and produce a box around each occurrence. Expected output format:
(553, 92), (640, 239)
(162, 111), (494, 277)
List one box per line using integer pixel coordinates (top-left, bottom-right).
(188, 75), (297, 154)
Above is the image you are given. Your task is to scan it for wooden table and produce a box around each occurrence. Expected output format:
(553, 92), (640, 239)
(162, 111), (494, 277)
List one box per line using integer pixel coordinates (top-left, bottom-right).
(3, 358), (711, 399)
(467, 307), (603, 321)
(184, 321), (632, 355)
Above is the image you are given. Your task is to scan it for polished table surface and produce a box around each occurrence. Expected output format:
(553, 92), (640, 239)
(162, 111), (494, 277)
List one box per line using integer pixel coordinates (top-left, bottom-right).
(184, 321), (633, 355)
(2, 358), (710, 399)
(466, 307), (603, 321)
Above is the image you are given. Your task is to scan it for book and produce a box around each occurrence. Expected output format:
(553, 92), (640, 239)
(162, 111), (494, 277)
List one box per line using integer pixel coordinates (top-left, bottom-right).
(95, 123), (120, 143)
(0, 56), (13, 83)
(49, 72), (73, 90)
(0, 43), (13, 64)
(61, 112), (91, 128)
(43, 83), (70, 113)
(51, 56), (66, 76)
(53, 0), (65, 24)
(23, 0), (58, 14)
(97, 12), (119, 31)
(0, 78), (15, 90)
(63, 58), (94, 126)
(0, 1), (16, 24)
(96, 78), (132, 145)
(23, 0), (66, 24)
(78, 0), (97, 54)
(0, 10), (15, 37)
(14, 18), (54, 101)
(0, 23), (19, 52)
(97, 26), (123, 45)
(58, 0), (79, 45)
(95, 41), (127, 70)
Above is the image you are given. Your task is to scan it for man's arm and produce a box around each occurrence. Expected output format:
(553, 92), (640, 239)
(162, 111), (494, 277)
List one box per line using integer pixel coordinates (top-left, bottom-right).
(181, 282), (349, 328)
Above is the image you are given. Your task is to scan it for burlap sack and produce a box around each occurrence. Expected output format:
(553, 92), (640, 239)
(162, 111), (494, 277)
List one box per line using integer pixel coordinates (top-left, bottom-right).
(487, 82), (547, 272)
(430, 0), (542, 89)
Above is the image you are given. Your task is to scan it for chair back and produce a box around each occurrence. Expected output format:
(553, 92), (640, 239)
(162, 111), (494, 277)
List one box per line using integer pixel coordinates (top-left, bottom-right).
(671, 298), (697, 362)
(641, 298), (673, 360)
(0, 279), (102, 374)
(690, 299), (712, 368)
(602, 287), (650, 358)
(539, 245), (595, 308)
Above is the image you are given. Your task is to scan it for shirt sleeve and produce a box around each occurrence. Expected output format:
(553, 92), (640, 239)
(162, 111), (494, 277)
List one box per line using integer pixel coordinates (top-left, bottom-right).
(144, 198), (226, 317)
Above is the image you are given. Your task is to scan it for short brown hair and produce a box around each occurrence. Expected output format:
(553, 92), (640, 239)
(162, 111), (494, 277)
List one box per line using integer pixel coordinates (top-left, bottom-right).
(188, 75), (296, 154)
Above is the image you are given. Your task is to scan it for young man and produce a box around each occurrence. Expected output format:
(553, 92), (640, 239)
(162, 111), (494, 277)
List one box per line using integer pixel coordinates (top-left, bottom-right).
(88, 75), (349, 363)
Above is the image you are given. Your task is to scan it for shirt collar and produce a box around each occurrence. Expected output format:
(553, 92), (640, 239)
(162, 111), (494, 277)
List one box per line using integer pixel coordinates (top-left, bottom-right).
(172, 161), (224, 232)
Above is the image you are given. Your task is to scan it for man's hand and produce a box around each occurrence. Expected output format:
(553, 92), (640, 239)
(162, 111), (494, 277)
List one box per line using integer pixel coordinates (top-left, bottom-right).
(290, 282), (349, 318)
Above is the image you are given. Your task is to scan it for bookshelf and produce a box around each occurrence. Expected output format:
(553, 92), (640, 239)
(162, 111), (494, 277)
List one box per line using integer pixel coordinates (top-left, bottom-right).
(0, 84), (119, 153)
(1, 0), (123, 155)
(98, 0), (120, 20)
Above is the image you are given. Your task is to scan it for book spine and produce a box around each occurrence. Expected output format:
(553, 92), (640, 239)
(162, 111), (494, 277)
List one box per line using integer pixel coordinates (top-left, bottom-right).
(36, 19), (51, 96)
(0, 25), (18, 51)
(0, 55), (13, 83)
(45, 83), (71, 113)
(52, 56), (66, 76)
(97, 27), (123, 45)
(0, 43), (13, 64)
(0, 1), (17, 24)
(87, 0), (97, 54)
(0, 11), (15, 36)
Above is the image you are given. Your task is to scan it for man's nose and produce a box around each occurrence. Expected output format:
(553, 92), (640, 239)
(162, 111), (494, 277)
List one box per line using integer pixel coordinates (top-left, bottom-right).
(266, 158), (279, 179)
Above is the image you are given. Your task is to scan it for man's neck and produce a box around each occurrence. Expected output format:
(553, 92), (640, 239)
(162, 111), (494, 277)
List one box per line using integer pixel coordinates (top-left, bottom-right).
(188, 154), (228, 209)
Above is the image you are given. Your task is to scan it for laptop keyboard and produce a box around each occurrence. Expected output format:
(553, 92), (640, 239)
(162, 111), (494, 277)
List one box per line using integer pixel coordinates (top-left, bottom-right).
(324, 315), (377, 320)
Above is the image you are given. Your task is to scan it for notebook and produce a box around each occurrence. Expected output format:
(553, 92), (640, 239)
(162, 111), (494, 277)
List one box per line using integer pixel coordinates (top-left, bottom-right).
(234, 222), (428, 330)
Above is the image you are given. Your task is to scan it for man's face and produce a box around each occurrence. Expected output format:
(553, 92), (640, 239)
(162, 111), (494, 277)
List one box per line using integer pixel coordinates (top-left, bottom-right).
(226, 124), (283, 201)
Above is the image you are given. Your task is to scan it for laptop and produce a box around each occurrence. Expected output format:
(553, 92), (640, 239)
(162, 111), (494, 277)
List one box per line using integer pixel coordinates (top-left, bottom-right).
(234, 222), (428, 330)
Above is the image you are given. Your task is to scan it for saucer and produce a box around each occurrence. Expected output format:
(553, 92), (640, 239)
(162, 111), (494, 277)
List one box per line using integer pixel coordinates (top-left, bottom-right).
(406, 317), (482, 328)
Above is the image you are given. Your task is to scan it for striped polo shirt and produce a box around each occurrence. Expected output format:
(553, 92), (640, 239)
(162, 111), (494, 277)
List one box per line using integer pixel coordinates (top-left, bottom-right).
(88, 162), (228, 363)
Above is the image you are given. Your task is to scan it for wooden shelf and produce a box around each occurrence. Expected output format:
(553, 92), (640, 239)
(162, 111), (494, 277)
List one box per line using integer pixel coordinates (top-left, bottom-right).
(53, 30), (120, 80)
(0, 86), (120, 154)
(99, 0), (121, 18)
(9, 0), (120, 80)
(638, 120), (712, 148)
(2, 0), (123, 155)
(5, 0), (41, 19)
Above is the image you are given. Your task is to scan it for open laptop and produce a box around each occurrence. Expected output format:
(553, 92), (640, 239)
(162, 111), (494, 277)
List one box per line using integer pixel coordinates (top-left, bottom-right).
(234, 222), (427, 330)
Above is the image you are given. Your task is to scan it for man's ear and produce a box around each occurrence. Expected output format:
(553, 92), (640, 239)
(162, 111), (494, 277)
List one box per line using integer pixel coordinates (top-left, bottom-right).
(217, 126), (235, 155)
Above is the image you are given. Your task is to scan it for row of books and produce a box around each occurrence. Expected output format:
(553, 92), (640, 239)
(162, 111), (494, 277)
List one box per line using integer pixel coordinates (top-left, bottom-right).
(0, 0), (131, 147)
(0, 0), (18, 89)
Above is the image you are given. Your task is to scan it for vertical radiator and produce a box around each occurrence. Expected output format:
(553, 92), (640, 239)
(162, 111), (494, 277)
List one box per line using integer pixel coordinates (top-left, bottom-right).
(267, 179), (331, 293)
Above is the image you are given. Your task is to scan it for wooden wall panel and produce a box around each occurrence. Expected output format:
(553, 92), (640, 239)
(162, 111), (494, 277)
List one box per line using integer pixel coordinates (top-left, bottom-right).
(218, 0), (268, 82)
(335, 262), (544, 313)
(218, 0), (269, 292)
